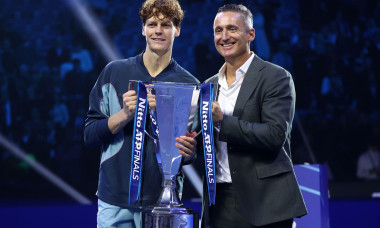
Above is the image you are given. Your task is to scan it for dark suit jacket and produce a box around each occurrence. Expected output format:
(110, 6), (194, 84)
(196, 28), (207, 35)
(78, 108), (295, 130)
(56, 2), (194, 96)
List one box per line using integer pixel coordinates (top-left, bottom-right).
(201, 55), (307, 226)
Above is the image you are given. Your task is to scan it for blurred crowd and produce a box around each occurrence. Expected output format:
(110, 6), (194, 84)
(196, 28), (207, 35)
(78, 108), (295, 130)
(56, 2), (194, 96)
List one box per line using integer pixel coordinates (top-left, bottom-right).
(0, 0), (379, 198)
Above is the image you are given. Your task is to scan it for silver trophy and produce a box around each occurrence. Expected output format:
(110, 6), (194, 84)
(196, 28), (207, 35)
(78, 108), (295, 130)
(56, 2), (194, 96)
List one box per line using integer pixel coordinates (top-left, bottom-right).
(142, 82), (200, 228)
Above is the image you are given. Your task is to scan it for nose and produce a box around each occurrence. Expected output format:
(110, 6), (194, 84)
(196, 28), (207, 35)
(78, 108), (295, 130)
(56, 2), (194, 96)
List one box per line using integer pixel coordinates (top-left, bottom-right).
(221, 30), (229, 41)
(155, 25), (162, 34)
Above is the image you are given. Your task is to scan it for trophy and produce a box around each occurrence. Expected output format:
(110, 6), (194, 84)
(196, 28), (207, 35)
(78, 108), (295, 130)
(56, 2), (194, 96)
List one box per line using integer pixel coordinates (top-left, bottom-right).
(141, 82), (201, 228)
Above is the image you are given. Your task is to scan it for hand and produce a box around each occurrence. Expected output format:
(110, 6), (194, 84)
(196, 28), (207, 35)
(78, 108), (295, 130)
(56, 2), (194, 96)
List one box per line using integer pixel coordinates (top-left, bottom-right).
(176, 131), (197, 162)
(147, 92), (156, 110)
(212, 101), (223, 123)
(122, 90), (137, 121)
(108, 90), (137, 134)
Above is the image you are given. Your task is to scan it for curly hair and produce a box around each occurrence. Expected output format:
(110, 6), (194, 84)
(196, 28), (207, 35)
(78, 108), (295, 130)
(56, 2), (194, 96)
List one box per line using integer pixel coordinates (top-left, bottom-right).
(139, 0), (184, 27)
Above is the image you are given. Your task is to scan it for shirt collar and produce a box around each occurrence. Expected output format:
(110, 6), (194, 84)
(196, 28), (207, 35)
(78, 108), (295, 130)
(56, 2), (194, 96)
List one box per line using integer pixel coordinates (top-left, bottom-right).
(138, 52), (175, 78)
(239, 51), (255, 75)
(218, 51), (255, 87)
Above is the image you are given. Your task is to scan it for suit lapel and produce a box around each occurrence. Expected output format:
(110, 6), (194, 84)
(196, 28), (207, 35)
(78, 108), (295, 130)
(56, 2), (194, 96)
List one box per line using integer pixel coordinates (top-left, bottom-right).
(233, 55), (265, 117)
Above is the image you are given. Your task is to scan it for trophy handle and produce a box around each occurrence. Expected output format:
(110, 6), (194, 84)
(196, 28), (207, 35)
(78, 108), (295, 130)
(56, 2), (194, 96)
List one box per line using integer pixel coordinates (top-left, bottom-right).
(144, 129), (155, 140)
(145, 85), (159, 141)
(194, 130), (203, 138)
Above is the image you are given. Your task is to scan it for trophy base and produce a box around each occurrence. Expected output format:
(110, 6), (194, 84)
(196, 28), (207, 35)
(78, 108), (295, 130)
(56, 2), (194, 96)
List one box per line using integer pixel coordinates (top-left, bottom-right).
(142, 205), (199, 228)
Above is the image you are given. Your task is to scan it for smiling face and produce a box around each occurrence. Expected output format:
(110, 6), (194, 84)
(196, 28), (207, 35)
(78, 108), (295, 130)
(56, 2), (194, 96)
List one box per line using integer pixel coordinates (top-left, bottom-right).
(142, 13), (180, 56)
(213, 11), (255, 64)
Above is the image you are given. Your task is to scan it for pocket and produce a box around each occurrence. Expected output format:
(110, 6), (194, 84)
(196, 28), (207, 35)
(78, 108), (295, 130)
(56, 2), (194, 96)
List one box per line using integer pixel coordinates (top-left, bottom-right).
(255, 160), (293, 179)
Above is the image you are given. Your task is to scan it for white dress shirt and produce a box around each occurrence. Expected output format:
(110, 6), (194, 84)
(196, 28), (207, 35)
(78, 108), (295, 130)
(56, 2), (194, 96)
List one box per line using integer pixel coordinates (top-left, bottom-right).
(216, 52), (255, 183)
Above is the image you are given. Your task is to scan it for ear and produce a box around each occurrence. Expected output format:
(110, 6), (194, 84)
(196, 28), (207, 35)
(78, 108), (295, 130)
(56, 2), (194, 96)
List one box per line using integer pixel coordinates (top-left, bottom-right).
(248, 28), (255, 42)
(142, 23), (146, 36)
(175, 24), (181, 37)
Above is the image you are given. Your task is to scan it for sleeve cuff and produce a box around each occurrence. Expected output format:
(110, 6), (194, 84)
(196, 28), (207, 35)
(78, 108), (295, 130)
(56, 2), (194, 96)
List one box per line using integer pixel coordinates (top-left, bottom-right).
(97, 118), (114, 142)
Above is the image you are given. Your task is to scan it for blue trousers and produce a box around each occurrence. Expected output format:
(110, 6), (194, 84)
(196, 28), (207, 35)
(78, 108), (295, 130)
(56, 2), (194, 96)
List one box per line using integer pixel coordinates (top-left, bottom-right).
(97, 199), (142, 228)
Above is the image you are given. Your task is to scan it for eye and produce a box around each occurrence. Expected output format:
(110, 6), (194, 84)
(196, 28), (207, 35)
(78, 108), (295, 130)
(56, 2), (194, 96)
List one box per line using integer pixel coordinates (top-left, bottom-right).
(229, 27), (237, 32)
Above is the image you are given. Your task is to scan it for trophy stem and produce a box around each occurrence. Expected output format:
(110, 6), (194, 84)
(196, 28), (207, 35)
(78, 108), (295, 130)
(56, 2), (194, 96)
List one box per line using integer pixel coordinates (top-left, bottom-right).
(156, 177), (181, 207)
(142, 175), (199, 228)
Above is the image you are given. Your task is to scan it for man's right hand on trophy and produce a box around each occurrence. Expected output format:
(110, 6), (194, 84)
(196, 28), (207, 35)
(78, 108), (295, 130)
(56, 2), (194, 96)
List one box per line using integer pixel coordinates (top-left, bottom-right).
(211, 101), (223, 123)
(122, 90), (137, 122)
(108, 90), (137, 135)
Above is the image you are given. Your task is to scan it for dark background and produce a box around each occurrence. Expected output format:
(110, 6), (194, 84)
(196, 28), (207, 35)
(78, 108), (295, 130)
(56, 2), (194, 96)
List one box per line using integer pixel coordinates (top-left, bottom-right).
(0, 0), (379, 204)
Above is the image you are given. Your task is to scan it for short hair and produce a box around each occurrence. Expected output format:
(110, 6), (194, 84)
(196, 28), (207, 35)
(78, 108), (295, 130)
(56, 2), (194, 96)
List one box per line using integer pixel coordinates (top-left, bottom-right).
(217, 4), (253, 30)
(139, 0), (184, 27)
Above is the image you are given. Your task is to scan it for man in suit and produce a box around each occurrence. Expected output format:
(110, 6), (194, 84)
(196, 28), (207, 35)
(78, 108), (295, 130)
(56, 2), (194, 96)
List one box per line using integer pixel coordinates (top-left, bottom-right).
(202, 4), (307, 228)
